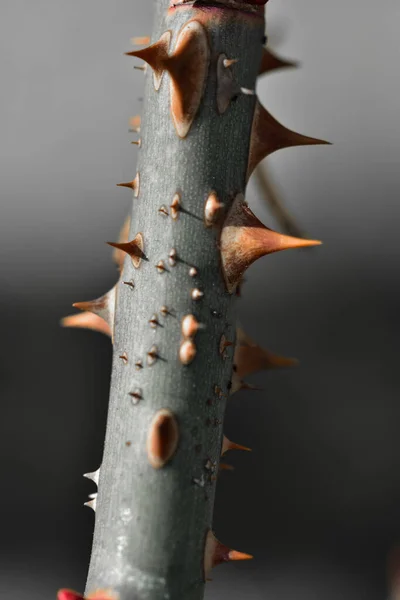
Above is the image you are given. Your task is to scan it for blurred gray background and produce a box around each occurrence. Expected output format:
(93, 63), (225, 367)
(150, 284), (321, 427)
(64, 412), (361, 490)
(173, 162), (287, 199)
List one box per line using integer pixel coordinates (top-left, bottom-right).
(1, 0), (399, 598)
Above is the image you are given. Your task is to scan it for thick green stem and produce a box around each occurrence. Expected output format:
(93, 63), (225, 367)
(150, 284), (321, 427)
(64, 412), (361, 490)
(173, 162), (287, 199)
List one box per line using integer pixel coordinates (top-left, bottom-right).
(85, 2), (264, 600)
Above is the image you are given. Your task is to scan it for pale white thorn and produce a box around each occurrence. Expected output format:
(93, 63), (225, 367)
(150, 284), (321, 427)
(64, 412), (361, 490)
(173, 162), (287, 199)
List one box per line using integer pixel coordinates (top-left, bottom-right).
(83, 467), (100, 486)
(241, 87), (255, 96)
(89, 493), (98, 500)
(223, 58), (239, 68)
(84, 498), (97, 512)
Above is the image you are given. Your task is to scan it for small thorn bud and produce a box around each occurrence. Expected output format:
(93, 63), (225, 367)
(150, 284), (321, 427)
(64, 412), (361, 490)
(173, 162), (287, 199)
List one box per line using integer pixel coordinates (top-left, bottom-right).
(182, 315), (203, 338)
(160, 306), (170, 317)
(170, 194), (181, 220)
(135, 360), (143, 370)
(168, 248), (177, 266)
(156, 260), (167, 273)
(223, 58), (238, 68)
(191, 288), (204, 301)
(204, 192), (224, 227)
(131, 139), (141, 147)
(149, 314), (160, 329)
(119, 353), (128, 365)
(179, 340), (197, 365)
(158, 205), (169, 216)
(129, 389), (143, 405)
(189, 267), (198, 277)
(147, 345), (159, 366)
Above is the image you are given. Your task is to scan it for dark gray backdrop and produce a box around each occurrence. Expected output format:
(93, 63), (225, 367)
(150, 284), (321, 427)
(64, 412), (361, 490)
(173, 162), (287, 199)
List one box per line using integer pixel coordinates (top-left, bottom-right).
(1, 0), (399, 598)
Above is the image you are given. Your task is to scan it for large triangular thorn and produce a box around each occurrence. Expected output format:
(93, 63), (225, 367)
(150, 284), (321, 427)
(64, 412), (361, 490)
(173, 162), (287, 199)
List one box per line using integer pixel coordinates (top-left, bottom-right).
(117, 173), (139, 198)
(83, 467), (101, 486)
(222, 435), (252, 456)
(204, 530), (253, 579)
(220, 194), (322, 293)
(259, 47), (299, 76)
(61, 312), (111, 339)
(235, 328), (299, 378)
(125, 31), (171, 90)
(73, 286), (117, 340)
(247, 100), (331, 179)
(107, 233), (145, 269)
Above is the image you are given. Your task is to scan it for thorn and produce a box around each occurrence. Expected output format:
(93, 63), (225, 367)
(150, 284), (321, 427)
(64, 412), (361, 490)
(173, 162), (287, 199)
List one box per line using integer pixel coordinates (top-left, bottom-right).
(160, 306), (170, 317)
(259, 47), (298, 76)
(125, 31), (172, 90)
(134, 65), (147, 72)
(219, 335), (234, 356)
(189, 267), (198, 277)
(182, 315), (203, 338)
(113, 214), (131, 270)
(61, 312), (111, 339)
(149, 314), (160, 329)
(129, 389), (143, 405)
(170, 194), (181, 220)
(179, 339), (197, 365)
(130, 36), (151, 46)
(217, 54), (254, 114)
(72, 286), (117, 340)
(147, 345), (159, 366)
(220, 194), (322, 293)
(204, 530), (253, 579)
(169, 248), (178, 267)
(123, 280), (135, 289)
(119, 353), (128, 365)
(222, 436), (252, 456)
(159, 205), (169, 217)
(235, 327), (299, 379)
(191, 288), (204, 301)
(219, 462), (235, 472)
(83, 468), (100, 486)
(130, 139), (141, 147)
(156, 260), (167, 273)
(135, 360), (143, 370)
(129, 115), (141, 133)
(230, 373), (263, 394)
(240, 87), (255, 96)
(84, 498), (97, 512)
(223, 58), (238, 68)
(117, 173), (140, 197)
(107, 233), (145, 269)
(147, 409), (179, 469)
(247, 100), (330, 178)
(204, 192), (224, 227)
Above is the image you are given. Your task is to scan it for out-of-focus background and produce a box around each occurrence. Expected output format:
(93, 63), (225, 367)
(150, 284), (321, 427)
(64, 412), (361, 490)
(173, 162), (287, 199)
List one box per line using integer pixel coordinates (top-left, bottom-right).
(1, 0), (399, 598)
